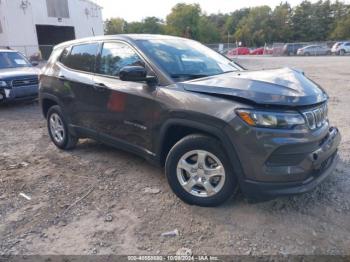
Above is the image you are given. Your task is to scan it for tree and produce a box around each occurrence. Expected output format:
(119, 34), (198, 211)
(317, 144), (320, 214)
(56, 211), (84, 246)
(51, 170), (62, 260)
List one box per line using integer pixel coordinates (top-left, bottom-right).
(197, 16), (221, 43)
(141, 17), (165, 34)
(225, 8), (250, 36)
(104, 18), (126, 35)
(330, 15), (350, 39)
(104, 1), (350, 45)
(329, 1), (350, 39)
(234, 6), (273, 46)
(125, 22), (143, 33)
(290, 1), (314, 41)
(271, 2), (292, 42)
(126, 17), (165, 34)
(166, 3), (201, 39)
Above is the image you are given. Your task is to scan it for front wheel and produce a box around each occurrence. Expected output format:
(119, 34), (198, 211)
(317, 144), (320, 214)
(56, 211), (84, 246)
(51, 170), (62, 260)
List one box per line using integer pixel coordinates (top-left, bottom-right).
(340, 49), (345, 56)
(47, 105), (78, 150)
(165, 134), (238, 207)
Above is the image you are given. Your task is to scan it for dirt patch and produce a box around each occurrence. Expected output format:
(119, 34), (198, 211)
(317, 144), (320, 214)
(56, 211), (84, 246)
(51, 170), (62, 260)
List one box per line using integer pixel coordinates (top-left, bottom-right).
(1, 57), (350, 255)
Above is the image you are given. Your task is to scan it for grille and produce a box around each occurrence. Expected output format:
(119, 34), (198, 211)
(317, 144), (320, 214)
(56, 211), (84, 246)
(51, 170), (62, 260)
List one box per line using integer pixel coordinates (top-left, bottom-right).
(12, 77), (39, 88)
(302, 103), (328, 130)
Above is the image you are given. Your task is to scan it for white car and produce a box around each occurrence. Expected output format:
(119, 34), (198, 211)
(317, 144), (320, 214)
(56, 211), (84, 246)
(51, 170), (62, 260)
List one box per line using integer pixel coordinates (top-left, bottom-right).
(331, 42), (350, 55)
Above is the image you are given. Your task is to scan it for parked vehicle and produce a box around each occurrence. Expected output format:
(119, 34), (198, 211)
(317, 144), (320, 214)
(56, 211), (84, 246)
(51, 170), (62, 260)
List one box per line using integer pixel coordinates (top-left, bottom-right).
(250, 47), (265, 55)
(227, 47), (250, 57)
(332, 42), (350, 55)
(331, 42), (343, 54)
(0, 49), (40, 103)
(297, 45), (332, 56)
(40, 35), (341, 207)
(250, 47), (273, 55)
(283, 43), (306, 56)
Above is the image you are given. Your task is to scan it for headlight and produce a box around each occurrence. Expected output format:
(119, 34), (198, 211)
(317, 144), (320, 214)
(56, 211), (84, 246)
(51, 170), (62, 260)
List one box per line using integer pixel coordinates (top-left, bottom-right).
(236, 109), (306, 129)
(0, 81), (7, 88)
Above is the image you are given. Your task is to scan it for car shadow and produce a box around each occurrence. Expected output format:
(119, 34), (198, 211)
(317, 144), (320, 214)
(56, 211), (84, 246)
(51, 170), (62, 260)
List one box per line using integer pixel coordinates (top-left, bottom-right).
(58, 136), (350, 216)
(0, 98), (38, 109)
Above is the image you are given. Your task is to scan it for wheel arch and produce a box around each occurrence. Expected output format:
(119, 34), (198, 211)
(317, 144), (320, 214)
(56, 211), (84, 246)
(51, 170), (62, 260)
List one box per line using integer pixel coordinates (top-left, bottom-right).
(40, 93), (61, 118)
(156, 118), (245, 182)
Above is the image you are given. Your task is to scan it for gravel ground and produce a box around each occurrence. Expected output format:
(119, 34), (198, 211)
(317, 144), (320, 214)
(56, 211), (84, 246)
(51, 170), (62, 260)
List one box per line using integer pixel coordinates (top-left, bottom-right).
(0, 56), (349, 256)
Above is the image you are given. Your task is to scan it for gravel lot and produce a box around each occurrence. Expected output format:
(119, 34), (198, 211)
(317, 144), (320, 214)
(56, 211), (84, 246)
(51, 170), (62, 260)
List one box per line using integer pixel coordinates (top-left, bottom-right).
(0, 56), (349, 256)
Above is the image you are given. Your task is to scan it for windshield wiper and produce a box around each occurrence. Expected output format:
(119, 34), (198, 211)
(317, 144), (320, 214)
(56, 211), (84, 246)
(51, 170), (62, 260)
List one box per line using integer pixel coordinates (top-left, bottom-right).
(170, 74), (209, 80)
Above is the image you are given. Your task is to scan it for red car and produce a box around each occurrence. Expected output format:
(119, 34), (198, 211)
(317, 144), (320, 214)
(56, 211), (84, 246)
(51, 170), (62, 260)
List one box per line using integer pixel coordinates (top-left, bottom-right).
(250, 47), (273, 55)
(227, 47), (250, 58)
(251, 47), (265, 55)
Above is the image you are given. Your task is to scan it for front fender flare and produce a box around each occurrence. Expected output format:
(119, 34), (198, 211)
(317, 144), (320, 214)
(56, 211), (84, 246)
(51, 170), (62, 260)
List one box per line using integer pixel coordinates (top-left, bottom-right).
(156, 118), (246, 183)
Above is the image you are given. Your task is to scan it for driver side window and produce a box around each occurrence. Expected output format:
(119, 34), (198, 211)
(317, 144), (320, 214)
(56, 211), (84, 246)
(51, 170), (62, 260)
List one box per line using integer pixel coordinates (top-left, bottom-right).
(99, 42), (145, 77)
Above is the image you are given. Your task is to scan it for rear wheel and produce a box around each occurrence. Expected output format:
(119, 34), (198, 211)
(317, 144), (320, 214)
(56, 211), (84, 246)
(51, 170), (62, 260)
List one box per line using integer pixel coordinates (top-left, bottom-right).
(165, 134), (238, 207)
(47, 105), (78, 150)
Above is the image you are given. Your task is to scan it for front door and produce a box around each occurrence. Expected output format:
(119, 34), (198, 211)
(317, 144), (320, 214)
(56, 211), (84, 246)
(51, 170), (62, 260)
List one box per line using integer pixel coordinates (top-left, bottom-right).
(92, 41), (156, 154)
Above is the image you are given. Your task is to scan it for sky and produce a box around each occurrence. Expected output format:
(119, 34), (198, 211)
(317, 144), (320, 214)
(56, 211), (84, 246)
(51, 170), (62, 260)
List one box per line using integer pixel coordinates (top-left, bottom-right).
(93, 0), (350, 21)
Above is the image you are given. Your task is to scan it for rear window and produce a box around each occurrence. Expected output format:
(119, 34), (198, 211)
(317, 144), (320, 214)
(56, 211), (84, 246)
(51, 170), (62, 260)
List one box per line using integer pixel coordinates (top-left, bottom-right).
(61, 43), (99, 73)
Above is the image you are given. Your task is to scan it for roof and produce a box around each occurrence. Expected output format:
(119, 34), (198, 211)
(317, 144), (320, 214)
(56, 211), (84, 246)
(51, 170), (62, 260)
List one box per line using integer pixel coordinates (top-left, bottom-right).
(82, 0), (103, 9)
(54, 34), (188, 49)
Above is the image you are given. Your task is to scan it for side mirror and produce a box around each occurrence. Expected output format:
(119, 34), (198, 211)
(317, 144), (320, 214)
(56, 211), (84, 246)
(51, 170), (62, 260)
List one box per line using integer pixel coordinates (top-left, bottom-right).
(119, 66), (157, 84)
(31, 61), (39, 67)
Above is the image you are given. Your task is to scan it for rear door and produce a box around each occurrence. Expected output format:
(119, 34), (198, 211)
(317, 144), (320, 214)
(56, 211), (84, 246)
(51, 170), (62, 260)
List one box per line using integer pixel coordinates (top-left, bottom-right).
(92, 41), (156, 153)
(58, 42), (100, 134)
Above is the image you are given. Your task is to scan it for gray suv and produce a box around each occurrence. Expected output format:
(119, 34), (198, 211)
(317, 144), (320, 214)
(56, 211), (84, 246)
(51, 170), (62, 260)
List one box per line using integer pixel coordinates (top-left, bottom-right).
(39, 35), (341, 206)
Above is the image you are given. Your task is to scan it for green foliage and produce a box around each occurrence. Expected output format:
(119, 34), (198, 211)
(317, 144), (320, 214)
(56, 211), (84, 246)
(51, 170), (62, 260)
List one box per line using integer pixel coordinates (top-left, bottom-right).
(330, 15), (350, 39)
(197, 16), (221, 43)
(105, 1), (350, 45)
(166, 3), (201, 39)
(234, 6), (273, 46)
(271, 2), (292, 42)
(104, 18), (126, 35)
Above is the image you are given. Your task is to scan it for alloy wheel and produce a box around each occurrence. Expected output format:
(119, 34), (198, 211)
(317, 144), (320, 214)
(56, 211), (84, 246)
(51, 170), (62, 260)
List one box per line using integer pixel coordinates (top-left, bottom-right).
(176, 150), (226, 198)
(49, 113), (65, 144)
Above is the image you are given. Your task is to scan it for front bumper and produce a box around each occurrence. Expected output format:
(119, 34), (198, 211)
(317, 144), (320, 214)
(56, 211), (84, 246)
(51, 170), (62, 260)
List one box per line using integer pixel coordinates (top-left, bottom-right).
(225, 118), (341, 198)
(0, 85), (38, 102)
(241, 151), (339, 198)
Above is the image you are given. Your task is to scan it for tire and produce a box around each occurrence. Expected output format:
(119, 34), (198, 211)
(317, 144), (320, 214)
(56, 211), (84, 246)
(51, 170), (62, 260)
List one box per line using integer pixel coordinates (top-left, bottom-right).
(165, 134), (238, 207)
(47, 105), (78, 150)
(340, 49), (345, 56)
(326, 51), (331, 56)
(304, 52), (310, 56)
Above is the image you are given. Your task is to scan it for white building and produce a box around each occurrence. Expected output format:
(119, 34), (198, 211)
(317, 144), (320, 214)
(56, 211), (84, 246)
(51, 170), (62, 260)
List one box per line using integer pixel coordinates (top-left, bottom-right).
(0, 0), (104, 59)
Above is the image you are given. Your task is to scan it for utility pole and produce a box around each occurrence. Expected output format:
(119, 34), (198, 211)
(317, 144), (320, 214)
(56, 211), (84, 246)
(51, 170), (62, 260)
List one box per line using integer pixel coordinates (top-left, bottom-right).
(227, 32), (230, 50)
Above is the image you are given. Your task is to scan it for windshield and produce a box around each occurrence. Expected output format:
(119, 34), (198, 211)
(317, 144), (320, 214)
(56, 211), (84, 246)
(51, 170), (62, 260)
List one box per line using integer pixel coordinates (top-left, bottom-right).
(0, 52), (31, 69)
(137, 38), (240, 81)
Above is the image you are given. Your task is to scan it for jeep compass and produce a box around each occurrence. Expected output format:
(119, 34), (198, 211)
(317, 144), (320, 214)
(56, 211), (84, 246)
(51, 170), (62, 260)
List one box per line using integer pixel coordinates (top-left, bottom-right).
(39, 35), (341, 207)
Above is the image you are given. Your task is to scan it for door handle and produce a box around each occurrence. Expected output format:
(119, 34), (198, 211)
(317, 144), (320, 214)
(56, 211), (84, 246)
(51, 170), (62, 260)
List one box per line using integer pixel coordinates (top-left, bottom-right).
(93, 83), (107, 91)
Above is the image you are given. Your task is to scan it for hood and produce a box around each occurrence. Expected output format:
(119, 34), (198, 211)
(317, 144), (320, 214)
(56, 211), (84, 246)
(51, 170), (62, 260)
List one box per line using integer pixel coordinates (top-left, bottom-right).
(182, 68), (327, 106)
(0, 67), (40, 80)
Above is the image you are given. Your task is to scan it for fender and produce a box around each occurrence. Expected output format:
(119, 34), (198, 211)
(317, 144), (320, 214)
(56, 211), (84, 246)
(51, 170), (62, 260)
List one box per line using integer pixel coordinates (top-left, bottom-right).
(39, 92), (61, 117)
(156, 118), (246, 183)
(39, 92), (78, 137)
